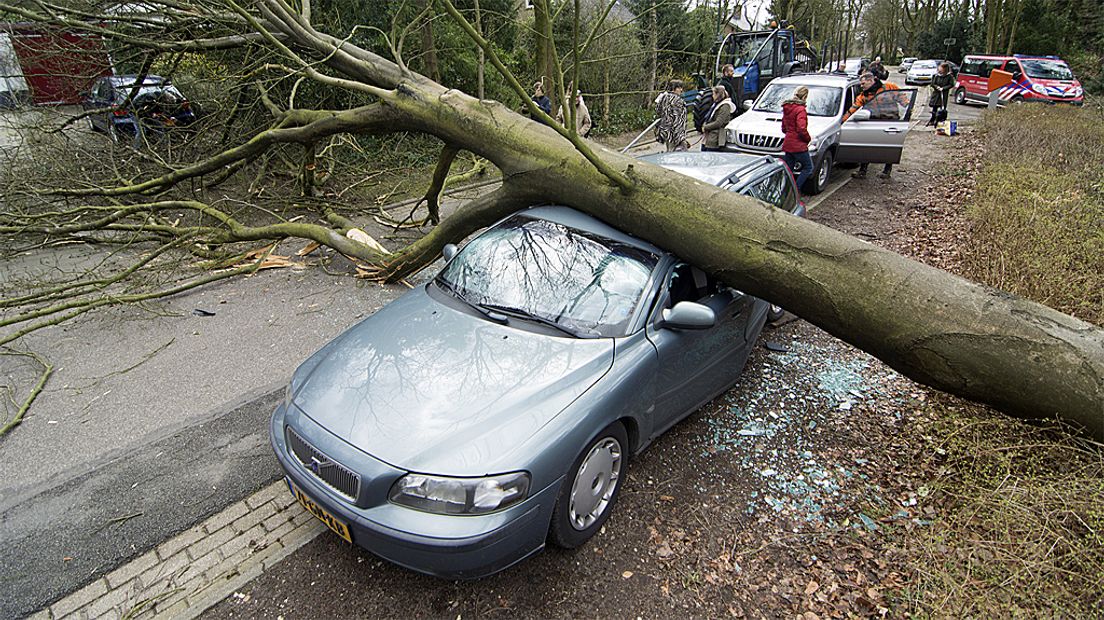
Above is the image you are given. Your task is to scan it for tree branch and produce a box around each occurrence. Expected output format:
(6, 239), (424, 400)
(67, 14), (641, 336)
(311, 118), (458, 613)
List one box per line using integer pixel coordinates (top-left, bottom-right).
(434, 0), (634, 193)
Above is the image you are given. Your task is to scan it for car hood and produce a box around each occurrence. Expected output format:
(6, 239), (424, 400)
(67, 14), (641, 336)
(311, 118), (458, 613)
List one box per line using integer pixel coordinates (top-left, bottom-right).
(728, 111), (837, 138)
(291, 285), (615, 475)
(1030, 78), (1082, 95)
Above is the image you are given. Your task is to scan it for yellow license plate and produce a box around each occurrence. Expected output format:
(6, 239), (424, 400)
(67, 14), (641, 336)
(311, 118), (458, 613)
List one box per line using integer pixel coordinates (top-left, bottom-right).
(288, 480), (353, 543)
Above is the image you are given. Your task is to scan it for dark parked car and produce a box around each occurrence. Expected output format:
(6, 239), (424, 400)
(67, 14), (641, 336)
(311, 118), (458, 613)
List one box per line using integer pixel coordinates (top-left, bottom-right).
(641, 150), (805, 319)
(639, 151), (805, 219)
(82, 75), (197, 145)
(272, 202), (779, 579)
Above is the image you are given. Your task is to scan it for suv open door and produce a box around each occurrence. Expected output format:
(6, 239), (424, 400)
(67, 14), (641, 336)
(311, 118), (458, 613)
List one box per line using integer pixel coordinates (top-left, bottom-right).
(837, 89), (917, 164)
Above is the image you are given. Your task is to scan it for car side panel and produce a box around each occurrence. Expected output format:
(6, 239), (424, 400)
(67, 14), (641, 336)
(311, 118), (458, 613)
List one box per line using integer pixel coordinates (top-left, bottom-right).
(645, 287), (752, 436)
(837, 89), (917, 164)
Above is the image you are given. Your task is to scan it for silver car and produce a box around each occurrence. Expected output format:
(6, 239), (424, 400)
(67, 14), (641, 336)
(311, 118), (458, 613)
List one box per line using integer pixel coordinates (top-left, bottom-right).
(724, 73), (917, 194)
(271, 205), (775, 578)
(906, 59), (940, 85)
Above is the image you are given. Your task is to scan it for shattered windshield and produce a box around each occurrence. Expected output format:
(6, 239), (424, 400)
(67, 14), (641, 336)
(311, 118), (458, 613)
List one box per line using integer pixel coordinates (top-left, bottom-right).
(436, 215), (659, 337)
(726, 33), (772, 67)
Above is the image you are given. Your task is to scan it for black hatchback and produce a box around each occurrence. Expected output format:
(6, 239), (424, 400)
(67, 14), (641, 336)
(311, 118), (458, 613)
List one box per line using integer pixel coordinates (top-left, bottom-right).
(82, 75), (197, 145)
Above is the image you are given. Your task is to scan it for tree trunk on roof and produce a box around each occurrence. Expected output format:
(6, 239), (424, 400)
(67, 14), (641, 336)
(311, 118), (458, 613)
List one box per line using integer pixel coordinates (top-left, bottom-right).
(2, 0), (1101, 440)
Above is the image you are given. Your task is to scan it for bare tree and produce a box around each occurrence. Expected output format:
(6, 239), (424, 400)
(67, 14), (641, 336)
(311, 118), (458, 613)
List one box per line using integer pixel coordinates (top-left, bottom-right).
(0, 0), (1101, 440)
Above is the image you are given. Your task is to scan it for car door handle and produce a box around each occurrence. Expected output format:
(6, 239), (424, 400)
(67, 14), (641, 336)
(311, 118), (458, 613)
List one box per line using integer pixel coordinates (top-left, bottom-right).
(883, 127), (902, 133)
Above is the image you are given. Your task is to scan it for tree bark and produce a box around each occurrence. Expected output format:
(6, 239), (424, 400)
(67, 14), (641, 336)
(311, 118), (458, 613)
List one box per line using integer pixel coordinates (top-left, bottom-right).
(9, 0), (1103, 440)
(474, 0), (485, 99)
(534, 0), (558, 112)
(362, 76), (1104, 439)
(416, 0), (441, 82)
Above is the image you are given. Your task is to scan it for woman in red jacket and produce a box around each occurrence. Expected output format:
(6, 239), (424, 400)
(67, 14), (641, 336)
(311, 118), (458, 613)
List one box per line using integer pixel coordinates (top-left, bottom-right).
(781, 86), (813, 193)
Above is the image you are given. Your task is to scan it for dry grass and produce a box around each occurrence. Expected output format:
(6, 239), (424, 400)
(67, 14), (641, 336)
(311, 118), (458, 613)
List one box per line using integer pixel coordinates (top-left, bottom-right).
(901, 401), (1104, 616)
(896, 106), (1104, 617)
(960, 105), (1104, 326)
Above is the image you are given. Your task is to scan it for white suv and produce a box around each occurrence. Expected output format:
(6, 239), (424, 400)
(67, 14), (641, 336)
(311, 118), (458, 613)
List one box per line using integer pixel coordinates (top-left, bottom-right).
(723, 73), (917, 194)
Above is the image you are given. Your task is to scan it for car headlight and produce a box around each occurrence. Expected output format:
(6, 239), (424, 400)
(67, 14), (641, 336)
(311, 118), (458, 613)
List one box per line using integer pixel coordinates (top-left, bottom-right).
(727, 128), (738, 143)
(389, 471), (531, 515)
(808, 138), (820, 151)
(1032, 83), (1047, 94)
(1072, 86), (1083, 97)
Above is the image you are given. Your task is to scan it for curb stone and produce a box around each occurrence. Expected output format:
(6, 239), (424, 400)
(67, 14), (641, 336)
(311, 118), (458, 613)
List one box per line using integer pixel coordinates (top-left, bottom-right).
(41, 480), (321, 619)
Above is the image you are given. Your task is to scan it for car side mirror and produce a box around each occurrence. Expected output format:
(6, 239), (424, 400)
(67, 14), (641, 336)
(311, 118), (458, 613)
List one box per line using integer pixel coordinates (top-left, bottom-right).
(849, 108), (872, 122)
(442, 243), (459, 261)
(660, 301), (716, 330)
(742, 99), (754, 111)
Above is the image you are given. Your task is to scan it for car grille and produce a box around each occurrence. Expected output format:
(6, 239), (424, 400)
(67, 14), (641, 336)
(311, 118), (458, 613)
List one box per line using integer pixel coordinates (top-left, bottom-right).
(737, 133), (783, 151)
(286, 426), (361, 501)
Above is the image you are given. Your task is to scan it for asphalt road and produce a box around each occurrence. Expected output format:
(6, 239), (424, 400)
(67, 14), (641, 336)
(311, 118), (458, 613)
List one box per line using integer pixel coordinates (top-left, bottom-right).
(0, 256), (417, 617)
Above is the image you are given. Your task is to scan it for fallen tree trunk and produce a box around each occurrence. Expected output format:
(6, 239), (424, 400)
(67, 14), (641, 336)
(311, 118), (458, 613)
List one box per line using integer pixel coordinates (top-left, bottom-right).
(372, 80), (1104, 439)
(3, 0), (1100, 439)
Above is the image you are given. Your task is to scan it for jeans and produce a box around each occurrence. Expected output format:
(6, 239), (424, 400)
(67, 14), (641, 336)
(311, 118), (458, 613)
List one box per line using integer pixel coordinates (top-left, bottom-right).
(783, 151), (814, 190)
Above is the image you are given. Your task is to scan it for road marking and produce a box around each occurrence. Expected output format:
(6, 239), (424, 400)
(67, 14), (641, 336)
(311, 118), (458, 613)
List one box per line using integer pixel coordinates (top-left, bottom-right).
(804, 172), (852, 212)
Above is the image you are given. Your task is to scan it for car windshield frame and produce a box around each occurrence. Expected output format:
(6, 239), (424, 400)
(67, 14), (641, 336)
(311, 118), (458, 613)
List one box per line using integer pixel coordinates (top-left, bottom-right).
(911, 60), (938, 70)
(1019, 59), (1073, 80)
(753, 84), (843, 117)
(435, 214), (660, 338)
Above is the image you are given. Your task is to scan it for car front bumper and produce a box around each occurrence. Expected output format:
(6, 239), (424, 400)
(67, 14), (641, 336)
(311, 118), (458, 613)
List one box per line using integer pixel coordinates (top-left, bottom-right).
(270, 402), (561, 579)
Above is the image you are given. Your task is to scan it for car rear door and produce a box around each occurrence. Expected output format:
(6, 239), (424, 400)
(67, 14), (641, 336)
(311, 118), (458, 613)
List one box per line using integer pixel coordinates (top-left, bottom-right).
(836, 88), (917, 164)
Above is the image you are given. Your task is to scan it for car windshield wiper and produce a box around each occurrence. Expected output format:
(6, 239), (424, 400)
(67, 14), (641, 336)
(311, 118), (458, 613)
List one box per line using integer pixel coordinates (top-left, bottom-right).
(478, 303), (600, 339)
(433, 277), (508, 324)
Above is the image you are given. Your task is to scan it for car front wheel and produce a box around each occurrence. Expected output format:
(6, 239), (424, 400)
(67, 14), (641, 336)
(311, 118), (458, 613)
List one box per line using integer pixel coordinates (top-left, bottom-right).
(954, 88), (966, 105)
(803, 151), (833, 195)
(549, 421), (628, 549)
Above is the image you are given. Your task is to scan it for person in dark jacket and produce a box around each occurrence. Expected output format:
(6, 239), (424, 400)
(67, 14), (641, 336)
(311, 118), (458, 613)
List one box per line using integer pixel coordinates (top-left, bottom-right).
(531, 81), (552, 117)
(927, 62), (954, 126)
(718, 64), (740, 104)
(781, 85), (814, 191)
(869, 56), (889, 81)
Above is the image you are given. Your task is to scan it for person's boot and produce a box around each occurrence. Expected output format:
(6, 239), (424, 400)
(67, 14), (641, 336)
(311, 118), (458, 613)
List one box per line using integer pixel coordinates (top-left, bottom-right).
(852, 169), (867, 179)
